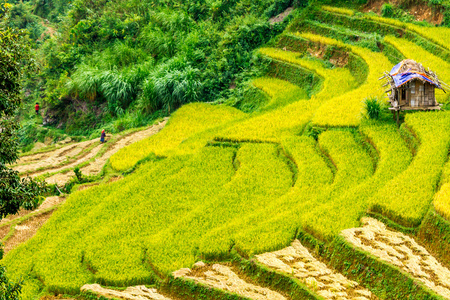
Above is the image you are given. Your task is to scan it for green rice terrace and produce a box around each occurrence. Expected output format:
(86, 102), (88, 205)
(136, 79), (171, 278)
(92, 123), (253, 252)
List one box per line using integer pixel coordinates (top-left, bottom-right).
(4, 2), (450, 300)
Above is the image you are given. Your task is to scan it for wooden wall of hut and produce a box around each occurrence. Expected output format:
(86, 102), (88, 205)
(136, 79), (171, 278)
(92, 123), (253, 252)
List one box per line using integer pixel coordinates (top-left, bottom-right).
(410, 81), (435, 107)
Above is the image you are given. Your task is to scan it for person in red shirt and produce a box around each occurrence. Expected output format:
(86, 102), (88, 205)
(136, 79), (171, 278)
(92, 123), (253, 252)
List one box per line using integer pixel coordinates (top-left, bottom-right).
(100, 129), (106, 143)
(35, 103), (39, 115)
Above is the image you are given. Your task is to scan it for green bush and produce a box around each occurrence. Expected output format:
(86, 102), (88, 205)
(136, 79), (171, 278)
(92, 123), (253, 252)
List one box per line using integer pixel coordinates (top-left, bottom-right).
(363, 96), (382, 120)
(381, 3), (394, 18)
(0, 266), (21, 300)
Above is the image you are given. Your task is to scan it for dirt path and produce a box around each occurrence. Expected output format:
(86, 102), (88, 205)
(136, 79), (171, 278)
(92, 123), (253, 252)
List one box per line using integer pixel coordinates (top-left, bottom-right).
(81, 284), (172, 300)
(256, 240), (377, 299)
(3, 210), (55, 254)
(0, 196), (64, 226)
(1, 196), (65, 254)
(173, 263), (287, 300)
(14, 140), (97, 173)
(269, 7), (293, 24)
(45, 119), (168, 185)
(31, 143), (105, 181)
(342, 217), (450, 299)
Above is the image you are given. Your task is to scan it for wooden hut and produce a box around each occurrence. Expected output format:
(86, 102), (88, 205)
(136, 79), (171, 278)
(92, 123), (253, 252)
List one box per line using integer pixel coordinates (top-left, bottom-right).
(381, 59), (448, 122)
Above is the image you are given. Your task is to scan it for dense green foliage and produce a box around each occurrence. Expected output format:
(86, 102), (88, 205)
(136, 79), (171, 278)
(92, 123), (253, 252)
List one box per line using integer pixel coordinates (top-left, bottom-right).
(0, 3), (44, 217)
(0, 266), (22, 300)
(10, 0), (306, 141)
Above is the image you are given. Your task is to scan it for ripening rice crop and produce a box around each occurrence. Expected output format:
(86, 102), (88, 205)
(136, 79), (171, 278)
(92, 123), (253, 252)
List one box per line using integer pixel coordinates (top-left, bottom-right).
(321, 5), (354, 16)
(196, 135), (335, 254)
(4, 143), (294, 288)
(384, 36), (450, 104)
(365, 15), (408, 29)
(370, 111), (450, 226)
(4, 146), (238, 292)
(141, 143), (293, 274)
(433, 156), (450, 221)
(110, 102), (245, 171)
(258, 47), (359, 94)
(434, 183), (450, 221)
(199, 129), (376, 251)
(366, 15), (450, 52)
(293, 33), (391, 126)
(301, 122), (411, 237)
(231, 123), (410, 246)
(252, 77), (308, 109)
(406, 25), (450, 52)
(215, 47), (358, 142)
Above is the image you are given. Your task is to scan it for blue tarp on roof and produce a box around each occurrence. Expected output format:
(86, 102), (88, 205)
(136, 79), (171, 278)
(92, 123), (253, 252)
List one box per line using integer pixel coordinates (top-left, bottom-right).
(390, 62), (403, 76)
(389, 61), (440, 88)
(392, 72), (438, 88)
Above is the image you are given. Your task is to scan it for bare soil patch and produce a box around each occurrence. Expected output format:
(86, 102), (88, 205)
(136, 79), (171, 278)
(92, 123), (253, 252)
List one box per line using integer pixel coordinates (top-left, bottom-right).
(4, 210), (55, 254)
(15, 140), (97, 174)
(0, 209), (30, 225)
(0, 225), (10, 240)
(269, 7), (293, 24)
(0, 196), (65, 253)
(44, 120), (167, 185)
(256, 240), (377, 299)
(363, 0), (443, 25)
(174, 263), (287, 300)
(81, 284), (172, 300)
(342, 217), (450, 299)
(36, 143), (104, 182)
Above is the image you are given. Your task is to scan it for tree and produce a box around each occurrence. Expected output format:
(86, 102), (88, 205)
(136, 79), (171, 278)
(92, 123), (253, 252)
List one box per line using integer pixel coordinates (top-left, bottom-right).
(0, 2), (45, 218)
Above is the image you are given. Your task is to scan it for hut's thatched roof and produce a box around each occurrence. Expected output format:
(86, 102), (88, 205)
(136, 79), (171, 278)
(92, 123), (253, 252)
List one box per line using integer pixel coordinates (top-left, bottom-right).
(389, 59), (442, 89)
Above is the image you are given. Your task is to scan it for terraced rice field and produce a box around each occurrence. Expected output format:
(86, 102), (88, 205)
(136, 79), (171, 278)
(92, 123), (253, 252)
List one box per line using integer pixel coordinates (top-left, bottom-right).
(4, 5), (450, 300)
(44, 120), (167, 185)
(342, 218), (450, 299)
(255, 240), (377, 299)
(14, 119), (167, 185)
(14, 139), (99, 174)
(0, 196), (65, 254)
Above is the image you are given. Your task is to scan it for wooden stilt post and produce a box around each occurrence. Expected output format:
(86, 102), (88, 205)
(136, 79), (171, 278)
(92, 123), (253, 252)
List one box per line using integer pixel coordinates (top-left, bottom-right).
(396, 110), (400, 127)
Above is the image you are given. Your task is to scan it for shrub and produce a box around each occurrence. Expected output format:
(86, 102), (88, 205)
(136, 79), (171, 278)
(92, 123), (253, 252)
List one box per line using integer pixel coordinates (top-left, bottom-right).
(363, 96), (382, 119)
(153, 66), (203, 113)
(381, 3), (394, 18)
(0, 266), (21, 300)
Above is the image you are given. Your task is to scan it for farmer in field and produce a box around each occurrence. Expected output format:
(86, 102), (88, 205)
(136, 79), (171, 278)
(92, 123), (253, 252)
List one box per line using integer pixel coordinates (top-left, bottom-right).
(35, 102), (39, 115)
(100, 129), (106, 143)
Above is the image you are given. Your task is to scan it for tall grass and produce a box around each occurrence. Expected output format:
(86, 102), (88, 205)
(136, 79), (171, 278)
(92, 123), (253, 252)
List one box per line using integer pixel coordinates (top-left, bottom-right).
(363, 96), (382, 120)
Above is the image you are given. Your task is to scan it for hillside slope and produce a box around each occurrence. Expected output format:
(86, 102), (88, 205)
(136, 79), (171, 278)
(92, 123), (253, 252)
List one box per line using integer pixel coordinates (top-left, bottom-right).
(4, 4), (450, 300)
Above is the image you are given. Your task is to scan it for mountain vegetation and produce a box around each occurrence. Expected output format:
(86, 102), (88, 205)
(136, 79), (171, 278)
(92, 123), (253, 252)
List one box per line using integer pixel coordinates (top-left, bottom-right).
(0, 3), (44, 218)
(3, 0), (450, 300)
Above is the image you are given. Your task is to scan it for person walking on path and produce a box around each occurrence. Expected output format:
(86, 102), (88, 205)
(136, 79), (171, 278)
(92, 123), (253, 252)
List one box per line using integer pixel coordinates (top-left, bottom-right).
(100, 129), (106, 143)
(35, 103), (39, 115)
